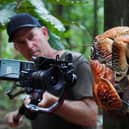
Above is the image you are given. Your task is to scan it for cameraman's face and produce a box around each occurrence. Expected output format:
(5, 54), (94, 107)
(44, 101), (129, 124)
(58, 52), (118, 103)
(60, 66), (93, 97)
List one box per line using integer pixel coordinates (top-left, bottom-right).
(13, 27), (49, 60)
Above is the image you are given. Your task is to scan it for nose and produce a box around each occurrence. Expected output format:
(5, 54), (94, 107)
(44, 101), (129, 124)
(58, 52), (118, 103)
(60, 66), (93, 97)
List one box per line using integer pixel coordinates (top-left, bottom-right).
(26, 40), (34, 49)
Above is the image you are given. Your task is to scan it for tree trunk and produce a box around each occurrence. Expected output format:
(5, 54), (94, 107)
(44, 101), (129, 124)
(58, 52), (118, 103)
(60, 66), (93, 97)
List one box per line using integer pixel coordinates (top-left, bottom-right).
(103, 0), (129, 129)
(93, 0), (98, 37)
(104, 0), (129, 30)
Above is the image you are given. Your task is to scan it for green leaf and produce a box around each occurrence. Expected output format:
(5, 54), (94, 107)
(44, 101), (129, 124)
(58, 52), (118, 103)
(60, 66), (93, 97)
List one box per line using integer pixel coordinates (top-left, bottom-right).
(0, 3), (16, 29)
(28, 0), (65, 32)
(46, 0), (88, 6)
(48, 30), (64, 50)
(0, 0), (16, 4)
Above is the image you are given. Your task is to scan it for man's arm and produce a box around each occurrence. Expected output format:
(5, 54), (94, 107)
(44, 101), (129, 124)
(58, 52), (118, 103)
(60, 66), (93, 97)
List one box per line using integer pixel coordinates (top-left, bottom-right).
(38, 92), (98, 128)
(56, 98), (97, 127)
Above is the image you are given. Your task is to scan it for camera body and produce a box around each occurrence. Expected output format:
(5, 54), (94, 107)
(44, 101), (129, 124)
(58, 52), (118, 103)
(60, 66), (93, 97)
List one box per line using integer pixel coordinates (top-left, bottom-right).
(0, 55), (77, 116)
(0, 55), (76, 90)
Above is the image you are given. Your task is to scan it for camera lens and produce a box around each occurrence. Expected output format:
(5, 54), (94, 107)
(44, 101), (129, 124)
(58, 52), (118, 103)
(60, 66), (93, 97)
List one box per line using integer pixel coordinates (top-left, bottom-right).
(49, 75), (57, 85)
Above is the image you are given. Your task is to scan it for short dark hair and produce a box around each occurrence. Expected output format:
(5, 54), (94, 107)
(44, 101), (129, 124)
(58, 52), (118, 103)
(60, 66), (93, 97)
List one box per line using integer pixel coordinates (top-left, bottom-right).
(7, 13), (41, 42)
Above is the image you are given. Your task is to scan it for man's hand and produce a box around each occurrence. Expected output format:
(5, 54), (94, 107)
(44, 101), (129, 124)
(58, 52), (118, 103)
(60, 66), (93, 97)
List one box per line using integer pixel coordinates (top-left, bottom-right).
(5, 110), (23, 128)
(38, 91), (58, 108)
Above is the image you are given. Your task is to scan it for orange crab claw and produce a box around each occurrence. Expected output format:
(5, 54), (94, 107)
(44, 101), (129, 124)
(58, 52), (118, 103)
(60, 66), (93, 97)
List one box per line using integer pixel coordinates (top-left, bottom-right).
(90, 59), (122, 110)
(90, 59), (113, 83)
(93, 78), (122, 110)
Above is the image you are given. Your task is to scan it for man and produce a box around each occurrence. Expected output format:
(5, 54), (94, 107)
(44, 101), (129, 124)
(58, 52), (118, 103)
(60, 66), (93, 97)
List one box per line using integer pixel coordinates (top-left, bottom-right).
(5, 13), (97, 129)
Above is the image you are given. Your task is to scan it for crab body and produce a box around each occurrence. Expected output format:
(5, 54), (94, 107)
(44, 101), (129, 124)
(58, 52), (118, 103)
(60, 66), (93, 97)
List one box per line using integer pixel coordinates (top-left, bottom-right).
(91, 26), (129, 111)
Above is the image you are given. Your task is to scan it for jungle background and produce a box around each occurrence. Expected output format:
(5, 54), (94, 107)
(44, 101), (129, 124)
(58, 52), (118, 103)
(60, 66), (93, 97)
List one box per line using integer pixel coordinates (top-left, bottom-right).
(0, 0), (123, 129)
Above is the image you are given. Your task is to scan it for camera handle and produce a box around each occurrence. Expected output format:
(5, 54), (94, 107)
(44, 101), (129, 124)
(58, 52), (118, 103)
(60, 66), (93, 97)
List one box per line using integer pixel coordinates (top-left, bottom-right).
(13, 103), (39, 123)
(26, 87), (65, 113)
(13, 88), (65, 121)
(25, 89), (65, 113)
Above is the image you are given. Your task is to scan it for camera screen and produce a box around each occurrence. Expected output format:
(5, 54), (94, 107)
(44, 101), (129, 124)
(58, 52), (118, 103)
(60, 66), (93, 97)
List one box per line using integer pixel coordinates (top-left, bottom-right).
(0, 59), (20, 80)
(0, 59), (34, 81)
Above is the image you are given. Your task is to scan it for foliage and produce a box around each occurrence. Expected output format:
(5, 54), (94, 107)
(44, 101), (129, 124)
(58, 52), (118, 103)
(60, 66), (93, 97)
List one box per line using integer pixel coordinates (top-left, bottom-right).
(0, 0), (104, 58)
(0, 0), (104, 126)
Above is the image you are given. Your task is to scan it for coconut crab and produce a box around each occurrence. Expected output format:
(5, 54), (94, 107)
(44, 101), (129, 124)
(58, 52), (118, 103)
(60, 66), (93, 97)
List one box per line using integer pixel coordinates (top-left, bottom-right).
(90, 26), (129, 112)
(90, 59), (122, 111)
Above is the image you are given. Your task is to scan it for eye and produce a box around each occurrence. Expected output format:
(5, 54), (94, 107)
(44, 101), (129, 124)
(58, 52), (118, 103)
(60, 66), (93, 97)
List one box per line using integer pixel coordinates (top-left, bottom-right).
(14, 40), (26, 45)
(28, 33), (35, 41)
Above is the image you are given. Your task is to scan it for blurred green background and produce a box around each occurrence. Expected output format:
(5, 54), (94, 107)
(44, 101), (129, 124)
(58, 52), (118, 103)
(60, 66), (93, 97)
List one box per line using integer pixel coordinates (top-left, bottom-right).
(0, 0), (104, 128)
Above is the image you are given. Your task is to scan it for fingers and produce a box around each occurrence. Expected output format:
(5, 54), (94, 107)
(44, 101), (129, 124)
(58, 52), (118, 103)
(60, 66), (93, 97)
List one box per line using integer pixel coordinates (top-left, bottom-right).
(38, 92), (51, 107)
(5, 110), (24, 128)
(38, 92), (57, 107)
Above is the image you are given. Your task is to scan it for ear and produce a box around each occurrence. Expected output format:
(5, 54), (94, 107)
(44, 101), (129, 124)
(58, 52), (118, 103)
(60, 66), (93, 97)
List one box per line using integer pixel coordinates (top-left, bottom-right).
(41, 27), (49, 37)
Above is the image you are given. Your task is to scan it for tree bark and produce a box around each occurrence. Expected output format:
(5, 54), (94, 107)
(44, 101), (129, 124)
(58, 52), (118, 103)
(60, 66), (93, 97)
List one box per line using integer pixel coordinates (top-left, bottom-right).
(93, 0), (98, 37)
(104, 0), (129, 30)
(103, 0), (129, 129)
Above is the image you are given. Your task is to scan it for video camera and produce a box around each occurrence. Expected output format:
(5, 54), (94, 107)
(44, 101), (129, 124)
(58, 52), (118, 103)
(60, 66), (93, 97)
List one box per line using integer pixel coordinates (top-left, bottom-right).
(0, 54), (77, 120)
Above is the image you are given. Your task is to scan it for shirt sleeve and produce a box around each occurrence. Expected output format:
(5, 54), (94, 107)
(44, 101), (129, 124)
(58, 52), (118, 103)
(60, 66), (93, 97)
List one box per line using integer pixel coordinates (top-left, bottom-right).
(67, 52), (94, 100)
